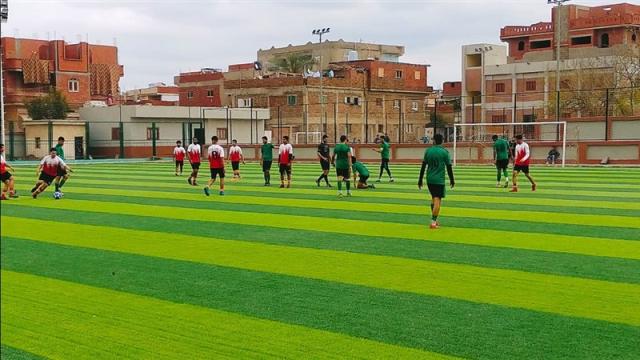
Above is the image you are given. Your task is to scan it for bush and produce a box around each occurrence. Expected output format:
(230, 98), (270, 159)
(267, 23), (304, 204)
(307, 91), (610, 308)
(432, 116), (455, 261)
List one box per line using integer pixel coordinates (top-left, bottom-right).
(25, 88), (71, 120)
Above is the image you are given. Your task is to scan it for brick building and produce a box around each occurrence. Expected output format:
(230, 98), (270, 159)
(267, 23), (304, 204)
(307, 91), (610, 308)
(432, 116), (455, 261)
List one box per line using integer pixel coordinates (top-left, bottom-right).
(124, 83), (179, 106)
(460, 3), (640, 141)
(224, 60), (431, 144)
(1, 37), (123, 134)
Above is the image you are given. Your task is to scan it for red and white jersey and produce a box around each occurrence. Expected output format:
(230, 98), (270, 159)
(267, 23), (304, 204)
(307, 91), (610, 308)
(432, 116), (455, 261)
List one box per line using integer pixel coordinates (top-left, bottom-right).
(173, 146), (186, 161)
(0, 155), (7, 174)
(515, 142), (531, 166)
(278, 143), (293, 165)
(208, 144), (225, 169)
(187, 144), (201, 163)
(40, 155), (66, 177)
(229, 145), (243, 162)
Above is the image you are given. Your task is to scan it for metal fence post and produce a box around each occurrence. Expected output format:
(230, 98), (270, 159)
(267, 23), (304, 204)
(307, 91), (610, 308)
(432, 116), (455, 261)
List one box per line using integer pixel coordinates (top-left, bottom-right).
(151, 122), (157, 158)
(333, 102), (337, 144)
(48, 120), (53, 150)
(119, 121), (125, 159)
(85, 122), (90, 159)
(604, 88), (610, 141)
(345, 113), (349, 138)
(364, 100), (369, 143)
(8, 121), (15, 161)
(397, 100), (402, 143)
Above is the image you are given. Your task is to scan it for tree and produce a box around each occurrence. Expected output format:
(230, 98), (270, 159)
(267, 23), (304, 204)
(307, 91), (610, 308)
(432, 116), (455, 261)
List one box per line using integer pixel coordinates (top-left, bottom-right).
(25, 88), (71, 120)
(269, 53), (316, 74)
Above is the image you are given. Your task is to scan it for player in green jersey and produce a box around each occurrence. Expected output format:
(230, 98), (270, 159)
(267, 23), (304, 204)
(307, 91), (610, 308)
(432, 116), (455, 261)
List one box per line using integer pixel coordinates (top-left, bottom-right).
(492, 134), (510, 188)
(352, 156), (374, 189)
(260, 136), (275, 186)
(373, 136), (394, 183)
(418, 134), (455, 229)
(331, 135), (353, 197)
(53, 137), (71, 194)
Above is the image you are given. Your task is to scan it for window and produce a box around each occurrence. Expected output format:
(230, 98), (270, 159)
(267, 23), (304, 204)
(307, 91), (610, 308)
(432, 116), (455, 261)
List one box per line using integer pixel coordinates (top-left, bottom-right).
(530, 40), (551, 49)
(353, 97), (360, 106)
(375, 98), (383, 106)
(393, 99), (401, 108)
(405, 124), (414, 133)
(411, 101), (419, 111)
(633, 34), (637, 42)
(187, 91), (194, 99)
(600, 33), (609, 48)
(378, 124), (384, 133)
(526, 80), (537, 91)
(320, 95), (328, 104)
(517, 41), (525, 51)
(35, 137), (41, 149)
(68, 78), (79, 92)
(571, 36), (591, 45)
(377, 68), (384, 78)
(344, 96), (352, 104)
(146, 127), (160, 140)
(492, 115), (506, 123)
(287, 95), (297, 106)
(395, 70), (403, 79)
(344, 124), (352, 134)
(217, 128), (227, 140)
(238, 98), (253, 107)
(414, 71), (421, 80)
(495, 83), (505, 93)
(207, 90), (214, 98)
(111, 128), (120, 141)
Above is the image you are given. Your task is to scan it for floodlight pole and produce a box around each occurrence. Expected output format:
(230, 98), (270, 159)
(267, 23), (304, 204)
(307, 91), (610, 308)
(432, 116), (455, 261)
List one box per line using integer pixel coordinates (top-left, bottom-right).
(549, 0), (570, 121)
(312, 28), (330, 138)
(0, 0), (7, 146)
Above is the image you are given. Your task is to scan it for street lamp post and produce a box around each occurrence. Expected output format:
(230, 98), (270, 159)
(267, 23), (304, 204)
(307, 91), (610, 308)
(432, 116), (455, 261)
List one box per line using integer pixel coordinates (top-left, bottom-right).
(548, 0), (570, 121)
(312, 28), (330, 137)
(474, 46), (492, 124)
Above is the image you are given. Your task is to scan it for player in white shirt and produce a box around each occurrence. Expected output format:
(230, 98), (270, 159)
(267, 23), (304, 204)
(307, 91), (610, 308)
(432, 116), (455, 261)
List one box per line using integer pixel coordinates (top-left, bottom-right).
(278, 136), (294, 188)
(228, 139), (245, 180)
(204, 136), (226, 196)
(186, 138), (202, 186)
(1, 144), (18, 200)
(173, 140), (186, 176)
(31, 147), (73, 198)
(510, 134), (537, 192)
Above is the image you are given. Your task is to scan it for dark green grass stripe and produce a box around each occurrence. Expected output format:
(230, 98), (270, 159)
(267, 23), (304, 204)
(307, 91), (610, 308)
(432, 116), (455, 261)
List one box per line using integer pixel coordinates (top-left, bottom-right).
(31, 192), (639, 240)
(4, 206), (640, 284)
(0, 345), (46, 360)
(3, 238), (638, 360)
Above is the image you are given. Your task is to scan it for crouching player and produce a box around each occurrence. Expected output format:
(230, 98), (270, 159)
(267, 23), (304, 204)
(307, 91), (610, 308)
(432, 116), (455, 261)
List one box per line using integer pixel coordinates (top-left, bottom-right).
(352, 156), (374, 189)
(418, 134), (455, 229)
(1, 144), (18, 200)
(204, 136), (225, 196)
(32, 148), (73, 198)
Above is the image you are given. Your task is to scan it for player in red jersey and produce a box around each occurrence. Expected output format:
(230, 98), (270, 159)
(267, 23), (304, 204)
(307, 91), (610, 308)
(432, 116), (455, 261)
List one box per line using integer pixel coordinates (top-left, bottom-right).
(187, 138), (201, 186)
(510, 134), (537, 192)
(31, 148), (73, 198)
(204, 136), (226, 196)
(228, 139), (245, 180)
(173, 140), (186, 176)
(1, 144), (18, 200)
(278, 136), (294, 188)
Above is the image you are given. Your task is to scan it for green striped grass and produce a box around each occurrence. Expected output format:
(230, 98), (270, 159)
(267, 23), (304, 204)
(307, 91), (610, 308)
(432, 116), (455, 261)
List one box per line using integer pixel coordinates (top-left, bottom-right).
(1, 162), (639, 359)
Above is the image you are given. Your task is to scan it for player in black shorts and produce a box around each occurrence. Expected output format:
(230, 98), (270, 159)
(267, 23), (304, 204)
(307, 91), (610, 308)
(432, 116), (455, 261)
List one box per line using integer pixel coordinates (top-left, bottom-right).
(316, 135), (332, 187)
(260, 136), (274, 186)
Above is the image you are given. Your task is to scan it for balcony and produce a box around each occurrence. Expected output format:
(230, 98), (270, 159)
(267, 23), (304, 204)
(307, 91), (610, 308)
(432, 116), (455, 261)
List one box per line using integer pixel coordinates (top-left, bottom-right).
(500, 22), (553, 39)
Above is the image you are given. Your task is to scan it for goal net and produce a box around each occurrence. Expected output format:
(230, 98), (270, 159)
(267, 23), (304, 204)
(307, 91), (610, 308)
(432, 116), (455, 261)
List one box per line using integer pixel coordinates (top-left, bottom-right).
(453, 121), (567, 167)
(293, 132), (323, 145)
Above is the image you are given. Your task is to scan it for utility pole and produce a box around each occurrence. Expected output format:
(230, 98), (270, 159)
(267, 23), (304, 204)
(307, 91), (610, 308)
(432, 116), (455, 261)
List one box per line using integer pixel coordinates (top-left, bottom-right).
(312, 28), (330, 135)
(1, 0), (8, 145)
(474, 46), (493, 124)
(549, 0), (571, 121)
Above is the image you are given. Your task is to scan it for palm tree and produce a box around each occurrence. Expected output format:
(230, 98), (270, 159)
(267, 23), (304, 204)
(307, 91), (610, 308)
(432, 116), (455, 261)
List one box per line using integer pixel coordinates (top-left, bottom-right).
(269, 53), (316, 74)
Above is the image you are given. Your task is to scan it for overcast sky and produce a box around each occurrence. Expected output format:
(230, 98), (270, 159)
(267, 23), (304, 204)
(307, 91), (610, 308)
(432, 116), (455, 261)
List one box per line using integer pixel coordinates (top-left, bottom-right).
(4, 0), (609, 90)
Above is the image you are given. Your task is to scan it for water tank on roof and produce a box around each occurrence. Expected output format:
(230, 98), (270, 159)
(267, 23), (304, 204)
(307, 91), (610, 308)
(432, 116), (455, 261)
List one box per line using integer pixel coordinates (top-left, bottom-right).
(347, 50), (358, 61)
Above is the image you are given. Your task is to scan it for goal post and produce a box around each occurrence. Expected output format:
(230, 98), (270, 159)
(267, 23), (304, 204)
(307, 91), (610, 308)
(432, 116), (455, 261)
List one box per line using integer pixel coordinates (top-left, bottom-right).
(453, 121), (567, 168)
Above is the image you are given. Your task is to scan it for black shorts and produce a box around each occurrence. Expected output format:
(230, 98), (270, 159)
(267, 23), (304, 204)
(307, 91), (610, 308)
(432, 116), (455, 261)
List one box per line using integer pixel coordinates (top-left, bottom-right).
(381, 158), (390, 167)
(1, 172), (12, 182)
(210, 168), (225, 179)
(262, 160), (272, 172)
(427, 183), (446, 199)
(514, 165), (530, 174)
(176, 160), (184, 167)
(191, 162), (201, 170)
(495, 159), (509, 170)
(336, 168), (350, 179)
(359, 174), (369, 183)
(39, 173), (56, 185)
(279, 163), (291, 176)
(231, 161), (240, 171)
(57, 168), (67, 177)
(320, 159), (330, 171)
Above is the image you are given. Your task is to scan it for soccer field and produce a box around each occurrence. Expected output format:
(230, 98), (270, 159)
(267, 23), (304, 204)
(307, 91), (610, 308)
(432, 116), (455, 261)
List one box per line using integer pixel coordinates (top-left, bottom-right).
(1, 162), (639, 359)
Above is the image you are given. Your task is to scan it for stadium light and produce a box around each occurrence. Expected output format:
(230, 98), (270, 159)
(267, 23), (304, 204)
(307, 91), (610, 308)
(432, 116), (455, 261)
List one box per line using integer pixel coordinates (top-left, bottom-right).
(1, 0), (7, 145)
(312, 27), (331, 139)
(548, 0), (571, 122)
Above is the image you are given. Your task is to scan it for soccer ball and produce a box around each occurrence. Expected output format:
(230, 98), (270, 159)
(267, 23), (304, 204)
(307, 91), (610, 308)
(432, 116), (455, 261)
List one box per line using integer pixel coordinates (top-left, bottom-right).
(53, 191), (63, 200)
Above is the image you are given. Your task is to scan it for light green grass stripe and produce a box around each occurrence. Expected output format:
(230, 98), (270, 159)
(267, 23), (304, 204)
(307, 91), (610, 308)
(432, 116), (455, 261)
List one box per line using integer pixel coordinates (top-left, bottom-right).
(4, 219), (640, 327)
(2, 271), (453, 360)
(5, 200), (640, 260)
(14, 184), (639, 227)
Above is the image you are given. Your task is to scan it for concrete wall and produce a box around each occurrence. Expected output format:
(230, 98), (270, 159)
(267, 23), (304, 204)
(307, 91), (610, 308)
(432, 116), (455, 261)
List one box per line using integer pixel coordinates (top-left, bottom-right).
(24, 123), (86, 160)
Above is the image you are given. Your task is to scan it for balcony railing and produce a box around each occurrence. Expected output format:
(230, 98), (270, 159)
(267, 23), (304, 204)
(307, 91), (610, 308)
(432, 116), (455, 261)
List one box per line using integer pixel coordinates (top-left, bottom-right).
(500, 23), (553, 38)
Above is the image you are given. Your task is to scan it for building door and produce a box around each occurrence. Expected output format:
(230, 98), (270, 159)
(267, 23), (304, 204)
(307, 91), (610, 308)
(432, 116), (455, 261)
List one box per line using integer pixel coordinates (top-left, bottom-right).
(193, 128), (205, 146)
(74, 137), (84, 160)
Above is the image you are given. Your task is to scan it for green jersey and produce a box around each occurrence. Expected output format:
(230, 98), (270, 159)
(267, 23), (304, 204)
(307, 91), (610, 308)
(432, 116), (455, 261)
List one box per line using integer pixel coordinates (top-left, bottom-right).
(55, 144), (65, 160)
(493, 138), (509, 161)
(423, 145), (451, 185)
(261, 143), (274, 161)
(352, 161), (369, 177)
(333, 143), (351, 169)
(379, 141), (390, 160)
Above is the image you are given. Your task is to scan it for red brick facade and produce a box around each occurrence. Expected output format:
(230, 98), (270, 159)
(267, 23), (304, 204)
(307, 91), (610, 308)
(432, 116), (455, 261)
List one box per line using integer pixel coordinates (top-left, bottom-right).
(174, 70), (224, 107)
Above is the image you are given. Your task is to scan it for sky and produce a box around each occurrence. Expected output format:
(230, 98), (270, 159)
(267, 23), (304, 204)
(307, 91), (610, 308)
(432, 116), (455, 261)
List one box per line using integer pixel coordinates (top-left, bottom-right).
(3, 0), (611, 90)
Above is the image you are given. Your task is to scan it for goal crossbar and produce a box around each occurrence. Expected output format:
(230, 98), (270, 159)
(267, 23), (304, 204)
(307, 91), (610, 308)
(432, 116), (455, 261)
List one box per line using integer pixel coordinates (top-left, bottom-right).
(453, 121), (567, 168)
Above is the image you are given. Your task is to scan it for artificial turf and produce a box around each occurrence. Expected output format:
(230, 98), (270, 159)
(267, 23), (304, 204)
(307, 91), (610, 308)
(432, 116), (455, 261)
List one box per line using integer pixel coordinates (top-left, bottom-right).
(1, 161), (639, 359)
